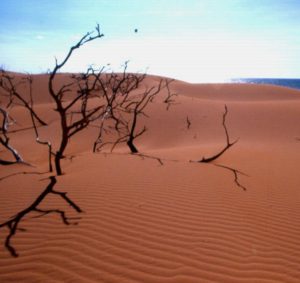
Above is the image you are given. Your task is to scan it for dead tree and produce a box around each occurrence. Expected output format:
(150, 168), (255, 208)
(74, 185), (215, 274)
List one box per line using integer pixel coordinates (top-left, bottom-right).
(1, 26), (176, 172)
(94, 73), (175, 154)
(0, 176), (82, 257)
(163, 78), (177, 110)
(0, 72), (53, 169)
(188, 105), (246, 191)
(0, 25), (105, 175)
(0, 70), (49, 166)
(199, 105), (238, 163)
(48, 24), (105, 175)
(92, 62), (147, 152)
(0, 70), (47, 126)
(122, 82), (163, 153)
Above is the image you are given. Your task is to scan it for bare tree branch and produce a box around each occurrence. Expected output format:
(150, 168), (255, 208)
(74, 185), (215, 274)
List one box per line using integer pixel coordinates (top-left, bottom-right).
(0, 70), (50, 166)
(47, 25), (105, 175)
(0, 107), (24, 164)
(199, 105), (238, 163)
(26, 75), (53, 172)
(163, 78), (177, 110)
(186, 116), (191, 129)
(93, 71), (174, 154)
(0, 70), (47, 126)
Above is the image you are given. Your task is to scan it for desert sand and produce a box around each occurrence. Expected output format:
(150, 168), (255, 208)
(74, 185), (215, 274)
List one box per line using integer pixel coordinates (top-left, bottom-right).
(1, 74), (300, 282)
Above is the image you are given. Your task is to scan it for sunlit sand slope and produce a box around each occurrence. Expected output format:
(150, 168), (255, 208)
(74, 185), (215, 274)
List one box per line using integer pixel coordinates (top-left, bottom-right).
(1, 75), (300, 282)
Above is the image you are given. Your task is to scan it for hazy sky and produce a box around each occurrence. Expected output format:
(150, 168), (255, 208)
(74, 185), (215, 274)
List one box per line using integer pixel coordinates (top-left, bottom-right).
(1, 0), (300, 82)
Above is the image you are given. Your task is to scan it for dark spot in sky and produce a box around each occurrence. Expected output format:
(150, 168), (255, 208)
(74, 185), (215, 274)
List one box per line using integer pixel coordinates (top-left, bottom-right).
(134, 29), (138, 33)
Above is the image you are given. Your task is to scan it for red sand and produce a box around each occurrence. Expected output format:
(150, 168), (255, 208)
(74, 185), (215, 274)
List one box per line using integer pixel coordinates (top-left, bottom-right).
(1, 75), (300, 282)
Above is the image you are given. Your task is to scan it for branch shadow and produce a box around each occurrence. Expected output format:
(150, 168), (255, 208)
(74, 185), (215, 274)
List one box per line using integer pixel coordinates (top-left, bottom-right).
(0, 176), (83, 257)
(0, 171), (48, 182)
(214, 164), (249, 191)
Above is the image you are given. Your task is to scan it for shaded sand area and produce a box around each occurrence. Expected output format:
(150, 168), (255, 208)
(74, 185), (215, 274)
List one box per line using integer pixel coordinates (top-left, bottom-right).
(1, 75), (300, 282)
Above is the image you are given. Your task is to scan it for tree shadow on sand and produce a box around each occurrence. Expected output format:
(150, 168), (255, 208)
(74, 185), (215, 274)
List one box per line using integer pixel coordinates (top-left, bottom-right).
(0, 171), (49, 182)
(0, 176), (83, 257)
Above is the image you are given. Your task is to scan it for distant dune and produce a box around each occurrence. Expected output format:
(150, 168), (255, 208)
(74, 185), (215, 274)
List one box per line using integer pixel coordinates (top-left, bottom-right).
(1, 73), (300, 282)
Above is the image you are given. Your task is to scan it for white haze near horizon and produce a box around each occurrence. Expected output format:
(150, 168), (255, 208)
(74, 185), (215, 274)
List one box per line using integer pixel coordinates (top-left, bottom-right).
(57, 36), (298, 83)
(2, 35), (298, 83)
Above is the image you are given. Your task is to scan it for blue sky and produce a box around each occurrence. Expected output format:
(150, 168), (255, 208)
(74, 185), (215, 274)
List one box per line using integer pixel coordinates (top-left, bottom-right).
(1, 0), (300, 82)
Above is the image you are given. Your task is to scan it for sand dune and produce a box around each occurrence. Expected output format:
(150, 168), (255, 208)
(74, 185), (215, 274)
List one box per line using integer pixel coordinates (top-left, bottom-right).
(1, 74), (300, 282)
